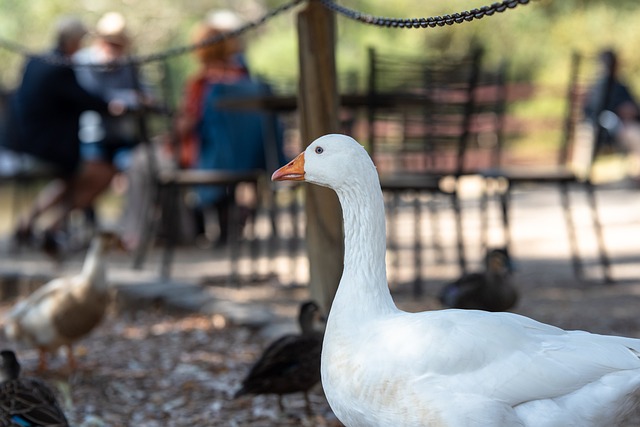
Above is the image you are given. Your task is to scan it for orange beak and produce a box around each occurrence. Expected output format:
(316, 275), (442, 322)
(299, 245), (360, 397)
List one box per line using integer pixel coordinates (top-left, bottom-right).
(271, 152), (305, 182)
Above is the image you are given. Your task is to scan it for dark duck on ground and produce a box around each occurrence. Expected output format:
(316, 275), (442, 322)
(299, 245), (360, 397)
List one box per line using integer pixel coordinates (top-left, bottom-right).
(234, 301), (324, 414)
(0, 349), (69, 426)
(439, 248), (517, 312)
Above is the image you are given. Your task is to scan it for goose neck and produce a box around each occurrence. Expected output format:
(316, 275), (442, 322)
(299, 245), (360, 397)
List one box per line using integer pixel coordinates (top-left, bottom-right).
(333, 180), (395, 315)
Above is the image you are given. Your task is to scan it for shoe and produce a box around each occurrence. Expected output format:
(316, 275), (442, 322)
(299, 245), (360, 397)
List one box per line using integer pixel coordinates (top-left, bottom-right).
(11, 225), (34, 250)
(42, 230), (67, 261)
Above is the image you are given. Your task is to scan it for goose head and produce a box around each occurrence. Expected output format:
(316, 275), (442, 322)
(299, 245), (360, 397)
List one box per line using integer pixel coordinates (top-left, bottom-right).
(272, 134), (393, 316)
(272, 134), (378, 192)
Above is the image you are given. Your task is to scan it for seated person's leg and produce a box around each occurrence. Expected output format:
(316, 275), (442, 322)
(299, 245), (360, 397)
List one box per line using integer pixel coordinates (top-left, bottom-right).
(72, 141), (129, 218)
(15, 178), (68, 236)
(39, 144), (118, 248)
(10, 152), (69, 242)
(68, 160), (117, 212)
(37, 158), (117, 258)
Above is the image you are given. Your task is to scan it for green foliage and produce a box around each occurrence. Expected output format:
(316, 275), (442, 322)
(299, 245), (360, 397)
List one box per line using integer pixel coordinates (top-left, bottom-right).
(1, 1), (640, 101)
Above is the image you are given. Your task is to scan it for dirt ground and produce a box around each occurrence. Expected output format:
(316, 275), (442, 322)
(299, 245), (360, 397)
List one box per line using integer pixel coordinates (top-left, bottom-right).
(3, 263), (640, 427)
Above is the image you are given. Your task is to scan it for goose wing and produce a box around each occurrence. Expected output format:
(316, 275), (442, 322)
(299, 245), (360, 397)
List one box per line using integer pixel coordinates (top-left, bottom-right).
(378, 310), (640, 405)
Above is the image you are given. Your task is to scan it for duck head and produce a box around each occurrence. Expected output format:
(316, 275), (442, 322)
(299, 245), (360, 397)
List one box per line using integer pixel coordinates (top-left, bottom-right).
(485, 248), (513, 275)
(0, 350), (20, 381)
(298, 301), (325, 334)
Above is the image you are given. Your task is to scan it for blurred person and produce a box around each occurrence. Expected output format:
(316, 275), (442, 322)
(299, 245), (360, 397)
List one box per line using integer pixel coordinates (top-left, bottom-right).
(174, 11), (254, 246)
(583, 49), (640, 174)
(205, 9), (250, 79)
(75, 11), (145, 171)
(118, 10), (286, 251)
(73, 12), (154, 233)
(176, 10), (250, 169)
(116, 14), (246, 250)
(4, 16), (124, 255)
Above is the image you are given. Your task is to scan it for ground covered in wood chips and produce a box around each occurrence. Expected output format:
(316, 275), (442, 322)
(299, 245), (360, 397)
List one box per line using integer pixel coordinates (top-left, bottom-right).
(3, 265), (640, 426)
(0, 303), (342, 427)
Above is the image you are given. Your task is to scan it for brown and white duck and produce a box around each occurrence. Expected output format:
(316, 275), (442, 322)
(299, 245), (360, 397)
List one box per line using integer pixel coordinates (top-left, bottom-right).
(439, 248), (517, 312)
(3, 231), (120, 371)
(234, 301), (324, 413)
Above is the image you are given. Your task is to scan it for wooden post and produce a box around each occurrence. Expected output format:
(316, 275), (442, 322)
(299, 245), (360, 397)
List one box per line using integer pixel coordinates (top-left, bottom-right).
(297, 1), (343, 312)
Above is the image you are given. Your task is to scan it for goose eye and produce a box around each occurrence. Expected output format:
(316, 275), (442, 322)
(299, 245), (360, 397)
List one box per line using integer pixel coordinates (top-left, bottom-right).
(315, 146), (324, 154)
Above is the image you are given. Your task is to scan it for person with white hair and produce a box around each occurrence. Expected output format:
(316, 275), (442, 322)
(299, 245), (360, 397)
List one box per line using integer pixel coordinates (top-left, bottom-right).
(173, 10), (254, 246)
(72, 11), (162, 252)
(3, 15), (124, 256)
(72, 12), (154, 233)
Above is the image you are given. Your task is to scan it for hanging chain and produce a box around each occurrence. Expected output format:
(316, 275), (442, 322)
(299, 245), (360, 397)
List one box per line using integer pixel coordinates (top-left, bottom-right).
(0, 0), (530, 68)
(318, 0), (530, 28)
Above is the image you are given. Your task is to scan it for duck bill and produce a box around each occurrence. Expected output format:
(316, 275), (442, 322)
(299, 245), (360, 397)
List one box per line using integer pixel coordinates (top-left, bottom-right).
(271, 152), (305, 182)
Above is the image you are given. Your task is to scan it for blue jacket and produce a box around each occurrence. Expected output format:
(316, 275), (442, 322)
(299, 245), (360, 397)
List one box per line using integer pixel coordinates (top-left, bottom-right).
(196, 78), (287, 205)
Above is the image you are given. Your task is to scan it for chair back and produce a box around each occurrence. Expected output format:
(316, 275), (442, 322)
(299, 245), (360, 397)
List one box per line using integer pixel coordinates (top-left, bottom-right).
(199, 79), (285, 170)
(366, 47), (506, 178)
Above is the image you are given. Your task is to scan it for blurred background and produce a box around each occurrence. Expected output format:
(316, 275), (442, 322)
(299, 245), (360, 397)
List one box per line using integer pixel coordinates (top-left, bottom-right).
(2, 1), (639, 171)
(1, 1), (639, 93)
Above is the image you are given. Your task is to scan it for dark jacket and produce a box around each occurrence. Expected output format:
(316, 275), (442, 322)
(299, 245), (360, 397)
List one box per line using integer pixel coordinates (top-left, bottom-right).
(584, 77), (638, 123)
(6, 49), (109, 175)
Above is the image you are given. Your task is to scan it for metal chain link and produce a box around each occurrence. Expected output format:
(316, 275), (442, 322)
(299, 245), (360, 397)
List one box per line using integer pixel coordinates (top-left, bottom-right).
(318, 0), (530, 28)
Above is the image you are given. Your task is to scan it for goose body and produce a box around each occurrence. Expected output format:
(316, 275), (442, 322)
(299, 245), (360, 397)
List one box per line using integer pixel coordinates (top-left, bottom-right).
(3, 232), (116, 371)
(272, 134), (640, 427)
(439, 248), (518, 312)
(0, 350), (68, 426)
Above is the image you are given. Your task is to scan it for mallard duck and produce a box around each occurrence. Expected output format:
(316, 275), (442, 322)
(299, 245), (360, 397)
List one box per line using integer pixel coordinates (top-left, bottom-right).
(439, 248), (517, 312)
(272, 134), (640, 427)
(3, 231), (119, 371)
(234, 301), (324, 413)
(0, 349), (69, 426)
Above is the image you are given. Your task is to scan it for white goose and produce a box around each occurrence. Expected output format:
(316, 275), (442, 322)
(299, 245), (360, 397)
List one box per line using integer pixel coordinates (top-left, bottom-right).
(272, 134), (640, 427)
